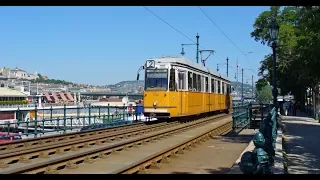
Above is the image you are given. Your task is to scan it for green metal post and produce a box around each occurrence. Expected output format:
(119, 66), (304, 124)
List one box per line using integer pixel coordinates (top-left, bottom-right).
(196, 33), (199, 64)
(103, 115), (106, 124)
(93, 115), (96, 124)
(63, 104), (66, 134)
(70, 116), (73, 130)
(88, 104), (91, 125)
(98, 107), (101, 119)
(108, 104), (110, 122)
(34, 104), (38, 137)
(42, 118), (45, 134)
(242, 68), (244, 104)
(26, 120), (29, 136)
(63, 118), (66, 134)
(50, 106), (53, 120)
(77, 105), (79, 120)
(17, 107), (20, 122)
(7, 122), (10, 136)
(123, 103), (125, 121)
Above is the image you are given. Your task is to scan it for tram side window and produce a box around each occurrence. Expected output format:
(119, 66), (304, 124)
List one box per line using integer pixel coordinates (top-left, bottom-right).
(226, 84), (229, 94)
(205, 77), (209, 92)
(178, 71), (186, 90)
(211, 78), (215, 93)
(188, 72), (193, 90)
(200, 76), (205, 92)
(193, 73), (197, 91)
(222, 82), (225, 94)
(197, 74), (201, 91)
(218, 80), (221, 94)
(169, 69), (176, 91)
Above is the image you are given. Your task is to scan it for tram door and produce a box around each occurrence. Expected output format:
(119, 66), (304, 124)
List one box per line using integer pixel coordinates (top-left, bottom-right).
(178, 71), (187, 115)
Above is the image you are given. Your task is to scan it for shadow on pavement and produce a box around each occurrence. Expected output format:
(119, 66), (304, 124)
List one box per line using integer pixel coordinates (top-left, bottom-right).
(282, 121), (320, 174)
(170, 167), (232, 174)
(215, 133), (254, 144)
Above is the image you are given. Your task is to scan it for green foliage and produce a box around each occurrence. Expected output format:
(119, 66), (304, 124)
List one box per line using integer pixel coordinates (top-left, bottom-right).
(0, 100), (28, 105)
(256, 85), (273, 104)
(251, 6), (320, 104)
(255, 79), (269, 92)
(30, 74), (73, 85)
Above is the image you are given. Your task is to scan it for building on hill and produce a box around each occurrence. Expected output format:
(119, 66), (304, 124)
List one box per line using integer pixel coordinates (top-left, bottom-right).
(0, 66), (40, 80)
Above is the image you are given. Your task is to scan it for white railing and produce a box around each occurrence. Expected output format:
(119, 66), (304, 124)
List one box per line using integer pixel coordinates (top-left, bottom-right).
(0, 103), (80, 109)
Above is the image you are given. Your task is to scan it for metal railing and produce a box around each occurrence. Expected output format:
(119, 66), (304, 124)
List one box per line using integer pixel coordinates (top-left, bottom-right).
(232, 103), (251, 132)
(0, 104), (148, 138)
(239, 107), (278, 174)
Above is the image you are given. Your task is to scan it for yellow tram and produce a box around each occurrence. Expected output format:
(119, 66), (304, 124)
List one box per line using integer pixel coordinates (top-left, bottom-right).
(137, 56), (232, 120)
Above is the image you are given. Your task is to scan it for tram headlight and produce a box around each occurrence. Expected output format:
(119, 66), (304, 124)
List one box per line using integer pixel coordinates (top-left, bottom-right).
(153, 101), (157, 107)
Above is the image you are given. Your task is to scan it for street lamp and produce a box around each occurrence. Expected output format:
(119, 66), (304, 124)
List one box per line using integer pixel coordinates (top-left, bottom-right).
(268, 18), (280, 110)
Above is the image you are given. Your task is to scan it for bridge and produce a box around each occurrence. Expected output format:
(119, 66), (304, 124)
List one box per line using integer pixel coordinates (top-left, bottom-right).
(81, 92), (143, 100)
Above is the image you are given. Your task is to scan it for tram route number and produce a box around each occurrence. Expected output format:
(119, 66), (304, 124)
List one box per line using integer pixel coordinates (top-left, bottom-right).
(146, 60), (155, 69)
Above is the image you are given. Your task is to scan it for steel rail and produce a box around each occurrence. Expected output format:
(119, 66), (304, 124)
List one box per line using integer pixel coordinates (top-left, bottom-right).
(0, 121), (179, 168)
(1, 114), (229, 174)
(0, 121), (148, 152)
(111, 121), (233, 174)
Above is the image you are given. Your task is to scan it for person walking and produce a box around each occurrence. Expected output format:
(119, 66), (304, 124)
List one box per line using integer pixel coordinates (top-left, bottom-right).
(292, 102), (297, 116)
(289, 102), (292, 114)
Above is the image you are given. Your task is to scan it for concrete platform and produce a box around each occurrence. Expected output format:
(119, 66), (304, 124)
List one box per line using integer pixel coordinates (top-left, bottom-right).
(281, 111), (320, 174)
(152, 130), (254, 174)
(228, 129), (258, 174)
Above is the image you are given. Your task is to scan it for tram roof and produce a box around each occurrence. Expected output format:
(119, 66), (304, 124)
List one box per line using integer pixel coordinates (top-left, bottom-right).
(151, 56), (230, 82)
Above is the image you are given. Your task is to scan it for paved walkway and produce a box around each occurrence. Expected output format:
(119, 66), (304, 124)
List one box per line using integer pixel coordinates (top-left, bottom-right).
(281, 110), (320, 174)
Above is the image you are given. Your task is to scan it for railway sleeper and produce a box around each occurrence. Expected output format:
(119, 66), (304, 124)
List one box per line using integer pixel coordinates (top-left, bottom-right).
(9, 115), (228, 173)
(150, 160), (161, 169)
(0, 123), (147, 153)
(44, 166), (58, 174)
(66, 161), (79, 169)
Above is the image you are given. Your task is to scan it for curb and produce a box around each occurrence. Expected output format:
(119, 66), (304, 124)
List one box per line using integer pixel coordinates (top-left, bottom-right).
(228, 140), (256, 174)
(271, 128), (285, 174)
(228, 116), (285, 174)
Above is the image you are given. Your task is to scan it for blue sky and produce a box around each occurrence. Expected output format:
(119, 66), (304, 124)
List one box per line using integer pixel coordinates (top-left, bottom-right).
(0, 6), (271, 85)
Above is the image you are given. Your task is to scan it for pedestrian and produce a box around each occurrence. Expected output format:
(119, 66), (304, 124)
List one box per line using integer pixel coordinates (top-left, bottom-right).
(284, 101), (288, 116)
(292, 103), (297, 116)
(289, 102), (292, 114)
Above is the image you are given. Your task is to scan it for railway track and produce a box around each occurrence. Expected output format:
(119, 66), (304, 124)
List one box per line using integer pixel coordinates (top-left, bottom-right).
(0, 113), (230, 174)
(0, 121), (150, 153)
(0, 121), (180, 170)
(112, 121), (233, 174)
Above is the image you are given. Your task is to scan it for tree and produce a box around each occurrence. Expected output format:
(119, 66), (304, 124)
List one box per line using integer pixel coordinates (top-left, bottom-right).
(250, 6), (320, 112)
(256, 84), (273, 104)
(255, 78), (269, 92)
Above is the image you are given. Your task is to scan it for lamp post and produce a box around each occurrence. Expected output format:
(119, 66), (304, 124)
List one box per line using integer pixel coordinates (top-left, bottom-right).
(241, 69), (255, 103)
(226, 57), (229, 77)
(252, 75), (254, 101)
(242, 68), (244, 101)
(268, 18), (280, 111)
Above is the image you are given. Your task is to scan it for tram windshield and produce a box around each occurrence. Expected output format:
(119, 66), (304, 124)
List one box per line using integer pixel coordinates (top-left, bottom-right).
(145, 69), (168, 91)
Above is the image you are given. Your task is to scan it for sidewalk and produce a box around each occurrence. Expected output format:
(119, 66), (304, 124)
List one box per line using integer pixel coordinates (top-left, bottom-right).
(281, 110), (320, 174)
